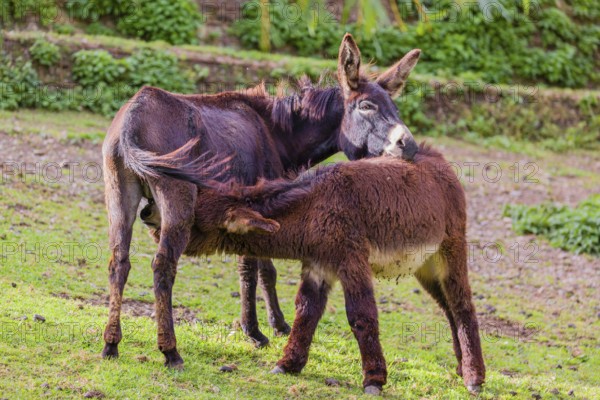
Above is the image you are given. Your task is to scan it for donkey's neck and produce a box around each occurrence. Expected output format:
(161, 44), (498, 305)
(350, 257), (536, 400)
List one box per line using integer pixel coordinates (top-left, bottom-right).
(271, 87), (344, 170)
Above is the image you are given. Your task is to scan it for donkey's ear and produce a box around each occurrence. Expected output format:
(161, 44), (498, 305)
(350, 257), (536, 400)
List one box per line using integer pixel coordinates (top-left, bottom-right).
(376, 49), (421, 98)
(337, 33), (361, 97)
(224, 208), (280, 235)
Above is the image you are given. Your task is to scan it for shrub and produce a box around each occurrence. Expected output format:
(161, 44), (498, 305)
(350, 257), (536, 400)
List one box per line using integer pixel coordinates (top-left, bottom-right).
(504, 195), (600, 256)
(127, 49), (195, 93)
(0, 54), (40, 109)
(115, 0), (201, 45)
(0, 0), (57, 26)
(85, 22), (118, 37)
(29, 38), (61, 66)
(70, 48), (197, 115)
(65, 0), (201, 44)
(72, 50), (130, 87)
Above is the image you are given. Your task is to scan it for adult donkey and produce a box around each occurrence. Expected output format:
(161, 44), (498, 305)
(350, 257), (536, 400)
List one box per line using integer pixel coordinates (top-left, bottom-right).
(101, 33), (420, 367)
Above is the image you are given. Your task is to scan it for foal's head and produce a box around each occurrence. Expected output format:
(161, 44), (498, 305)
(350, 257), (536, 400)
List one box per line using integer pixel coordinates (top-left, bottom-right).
(337, 34), (420, 161)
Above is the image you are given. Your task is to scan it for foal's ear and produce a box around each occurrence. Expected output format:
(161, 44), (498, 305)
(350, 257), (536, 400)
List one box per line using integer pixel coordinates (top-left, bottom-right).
(337, 33), (361, 97)
(376, 49), (421, 98)
(224, 208), (280, 235)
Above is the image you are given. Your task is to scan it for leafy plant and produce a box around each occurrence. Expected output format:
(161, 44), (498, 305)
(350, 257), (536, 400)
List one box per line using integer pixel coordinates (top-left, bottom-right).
(0, 54), (40, 109)
(29, 38), (61, 67)
(65, 0), (202, 44)
(0, 0), (57, 26)
(72, 50), (130, 87)
(115, 0), (201, 45)
(504, 195), (600, 256)
(70, 48), (197, 115)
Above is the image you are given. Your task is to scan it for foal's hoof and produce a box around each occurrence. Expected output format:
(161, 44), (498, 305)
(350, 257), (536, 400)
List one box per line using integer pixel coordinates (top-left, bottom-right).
(101, 343), (119, 359)
(274, 322), (291, 336)
(270, 365), (286, 374)
(364, 385), (382, 395)
(163, 349), (184, 370)
(467, 384), (482, 395)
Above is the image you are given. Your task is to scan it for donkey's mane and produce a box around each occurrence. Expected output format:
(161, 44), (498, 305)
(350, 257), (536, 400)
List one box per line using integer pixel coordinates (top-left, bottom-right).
(271, 75), (342, 134)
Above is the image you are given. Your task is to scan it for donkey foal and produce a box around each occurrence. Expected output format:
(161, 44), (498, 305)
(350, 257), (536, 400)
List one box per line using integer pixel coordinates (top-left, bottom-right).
(148, 144), (486, 395)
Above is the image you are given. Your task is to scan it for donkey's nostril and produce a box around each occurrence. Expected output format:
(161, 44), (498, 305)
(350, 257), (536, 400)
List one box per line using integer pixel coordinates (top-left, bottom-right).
(397, 138), (406, 148)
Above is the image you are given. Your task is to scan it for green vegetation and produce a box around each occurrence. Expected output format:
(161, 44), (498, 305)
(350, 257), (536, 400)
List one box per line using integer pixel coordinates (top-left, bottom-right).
(29, 38), (61, 66)
(2, 0), (202, 44)
(504, 195), (600, 256)
(232, 0), (600, 88)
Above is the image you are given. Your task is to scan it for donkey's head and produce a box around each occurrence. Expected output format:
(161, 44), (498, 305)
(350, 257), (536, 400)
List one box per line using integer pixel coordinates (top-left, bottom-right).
(337, 34), (420, 161)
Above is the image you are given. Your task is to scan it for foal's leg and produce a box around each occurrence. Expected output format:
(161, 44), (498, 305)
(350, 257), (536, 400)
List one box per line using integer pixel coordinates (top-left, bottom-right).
(338, 259), (387, 394)
(151, 180), (196, 368)
(102, 158), (142, 358)
(440, 239), (485, 394)
(272, 262), (332, 374)
(415, 257), (463, 377)
(238, 256), (269, 347)
(258, 259), (291, 335)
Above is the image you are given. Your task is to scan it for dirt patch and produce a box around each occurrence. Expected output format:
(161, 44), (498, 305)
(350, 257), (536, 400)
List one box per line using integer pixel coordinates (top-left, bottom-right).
(477, 313), (540, 343)
(87, 296), (199, 324)
(52, 293), (199, 324)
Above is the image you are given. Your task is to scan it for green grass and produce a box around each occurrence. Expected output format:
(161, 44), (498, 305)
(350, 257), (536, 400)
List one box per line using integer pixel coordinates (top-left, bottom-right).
(0, 109), (109, 143)
(1, 110), (599, 399)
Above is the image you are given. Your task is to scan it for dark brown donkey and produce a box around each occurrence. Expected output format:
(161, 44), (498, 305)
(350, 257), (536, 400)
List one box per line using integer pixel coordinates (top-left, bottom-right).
(136, 144), (486, 395)
(102, 33), (420, 366)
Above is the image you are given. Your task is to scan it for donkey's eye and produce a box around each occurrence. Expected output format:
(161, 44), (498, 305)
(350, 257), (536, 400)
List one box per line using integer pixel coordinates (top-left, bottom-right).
(359, 101), (377, 112)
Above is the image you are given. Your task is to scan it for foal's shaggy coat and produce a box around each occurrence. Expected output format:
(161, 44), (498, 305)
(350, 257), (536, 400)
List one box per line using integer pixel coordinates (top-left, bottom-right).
(145, 144), (485, 395)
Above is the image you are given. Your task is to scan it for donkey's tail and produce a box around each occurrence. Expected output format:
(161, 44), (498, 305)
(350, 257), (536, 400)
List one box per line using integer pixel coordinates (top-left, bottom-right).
(119, 133), (228, 186)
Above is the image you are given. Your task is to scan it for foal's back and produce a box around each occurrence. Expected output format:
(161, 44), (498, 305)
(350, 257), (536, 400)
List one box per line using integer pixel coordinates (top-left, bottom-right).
(295, 146), (464, 275)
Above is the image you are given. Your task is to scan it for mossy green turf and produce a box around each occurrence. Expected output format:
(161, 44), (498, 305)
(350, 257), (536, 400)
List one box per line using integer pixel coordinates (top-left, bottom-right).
(0, 111), (599, 399)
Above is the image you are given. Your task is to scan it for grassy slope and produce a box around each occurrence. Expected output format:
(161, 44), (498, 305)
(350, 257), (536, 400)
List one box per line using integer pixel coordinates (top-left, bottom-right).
(0, 110), (599, 399)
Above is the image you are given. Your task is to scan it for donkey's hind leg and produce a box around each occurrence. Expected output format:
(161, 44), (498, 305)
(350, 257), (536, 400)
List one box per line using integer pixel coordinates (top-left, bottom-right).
(151, 179), (196, 369)
(440, 239), (485, 394)
(258, 259), (291, 335)
(415, 257), (463, 377)
(102, 159), (142, 359)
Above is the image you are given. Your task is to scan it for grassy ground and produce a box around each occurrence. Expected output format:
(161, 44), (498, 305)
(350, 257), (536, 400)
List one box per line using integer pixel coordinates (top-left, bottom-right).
(0, 110), (599, 399)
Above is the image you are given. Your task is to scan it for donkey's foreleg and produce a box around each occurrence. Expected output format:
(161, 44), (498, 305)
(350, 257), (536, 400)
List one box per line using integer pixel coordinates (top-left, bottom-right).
(102, 165), (142, 359)
(238, 257), (269, 347)
(440, 239), (485, 394)
(258, 259), (291, 336)
(272, 263), (331, 374)
(338, 259), (387, 394)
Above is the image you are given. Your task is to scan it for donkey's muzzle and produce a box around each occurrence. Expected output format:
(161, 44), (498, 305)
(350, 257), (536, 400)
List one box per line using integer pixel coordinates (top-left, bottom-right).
(385, 124), (418, 161)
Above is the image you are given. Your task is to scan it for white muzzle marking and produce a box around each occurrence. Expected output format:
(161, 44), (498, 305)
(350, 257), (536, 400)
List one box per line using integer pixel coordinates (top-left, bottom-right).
(384, 124), (408, 155)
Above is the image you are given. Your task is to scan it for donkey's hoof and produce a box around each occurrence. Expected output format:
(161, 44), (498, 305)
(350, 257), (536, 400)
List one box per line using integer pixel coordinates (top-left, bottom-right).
(249, 332), (270, 348)
(270, 365), (286, 374)
(364, 385), (382, 395)
(163, 349), (184, 370)
(467, 384), (482, 395)
(274, 322), (291, 336)
(101, 343), (119, 359)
